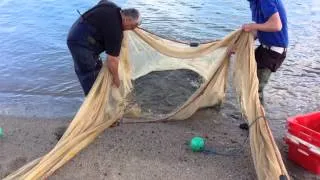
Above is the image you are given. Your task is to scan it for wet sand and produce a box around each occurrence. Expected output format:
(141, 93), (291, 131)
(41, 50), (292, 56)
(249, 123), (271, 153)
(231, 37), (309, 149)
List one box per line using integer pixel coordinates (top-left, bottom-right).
(0, 69), (319, 180)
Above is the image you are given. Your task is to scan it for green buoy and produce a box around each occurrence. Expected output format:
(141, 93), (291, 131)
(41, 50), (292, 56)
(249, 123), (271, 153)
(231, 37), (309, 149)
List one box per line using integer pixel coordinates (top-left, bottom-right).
(0, 127), (3, 137)
(189, 136), (205, 152)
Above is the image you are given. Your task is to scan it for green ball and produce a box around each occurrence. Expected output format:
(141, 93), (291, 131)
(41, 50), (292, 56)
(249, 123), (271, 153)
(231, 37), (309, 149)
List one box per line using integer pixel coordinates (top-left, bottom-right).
(189, 136), (205, 152)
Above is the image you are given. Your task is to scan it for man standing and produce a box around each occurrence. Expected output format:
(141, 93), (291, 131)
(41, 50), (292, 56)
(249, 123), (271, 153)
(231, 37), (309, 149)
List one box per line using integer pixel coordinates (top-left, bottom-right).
(67, 0), (141, 95)
(243, 0), (288, 105)
(55, 1), (140, 140)
(233, 0), (288, 130)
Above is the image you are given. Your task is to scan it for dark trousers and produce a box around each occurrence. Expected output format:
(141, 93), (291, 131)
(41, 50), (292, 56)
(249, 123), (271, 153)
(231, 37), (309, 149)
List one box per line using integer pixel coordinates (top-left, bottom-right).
(255, 45), (287, 104)
(67, 18), (104, 95)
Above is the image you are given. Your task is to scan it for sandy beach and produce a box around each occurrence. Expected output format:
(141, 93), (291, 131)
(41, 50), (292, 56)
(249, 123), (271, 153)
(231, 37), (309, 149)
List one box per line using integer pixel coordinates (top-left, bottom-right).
(0, 112), (318, 180)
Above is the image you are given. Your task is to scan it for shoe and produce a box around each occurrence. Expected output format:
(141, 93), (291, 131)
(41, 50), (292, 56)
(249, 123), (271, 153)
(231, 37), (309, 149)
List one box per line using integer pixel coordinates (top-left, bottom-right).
(239, 123), (249, 130)
(54, 126), (67, 141)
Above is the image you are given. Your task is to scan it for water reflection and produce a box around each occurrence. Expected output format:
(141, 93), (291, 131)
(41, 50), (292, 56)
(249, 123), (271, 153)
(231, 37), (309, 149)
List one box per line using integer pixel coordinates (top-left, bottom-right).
(0, 0), (318, 118)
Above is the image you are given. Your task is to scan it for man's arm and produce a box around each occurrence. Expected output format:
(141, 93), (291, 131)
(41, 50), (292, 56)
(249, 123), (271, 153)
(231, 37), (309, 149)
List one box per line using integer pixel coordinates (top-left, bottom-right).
(106, 55), (120, 87)
(243, 12), (282, 32)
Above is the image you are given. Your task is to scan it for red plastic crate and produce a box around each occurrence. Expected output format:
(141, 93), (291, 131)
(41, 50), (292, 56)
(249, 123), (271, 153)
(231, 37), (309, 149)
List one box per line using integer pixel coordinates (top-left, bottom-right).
(285, 134), (320, 175)
(287, 111), (320, 147)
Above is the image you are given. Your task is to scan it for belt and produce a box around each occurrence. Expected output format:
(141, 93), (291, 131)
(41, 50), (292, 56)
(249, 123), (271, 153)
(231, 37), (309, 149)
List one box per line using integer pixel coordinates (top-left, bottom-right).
(261, 44), (286, 54)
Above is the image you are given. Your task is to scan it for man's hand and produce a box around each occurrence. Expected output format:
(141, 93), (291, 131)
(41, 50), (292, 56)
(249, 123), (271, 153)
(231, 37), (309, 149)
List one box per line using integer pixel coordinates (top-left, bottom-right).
(227, 45), (236, 57)
(242, 24), (258, 40)
(242, 23), (257, 32)
(106, 56), (120, 88)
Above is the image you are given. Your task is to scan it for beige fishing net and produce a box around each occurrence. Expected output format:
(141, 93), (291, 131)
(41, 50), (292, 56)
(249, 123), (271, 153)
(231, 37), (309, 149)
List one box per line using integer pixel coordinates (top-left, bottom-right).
(4, 28), (289, 180)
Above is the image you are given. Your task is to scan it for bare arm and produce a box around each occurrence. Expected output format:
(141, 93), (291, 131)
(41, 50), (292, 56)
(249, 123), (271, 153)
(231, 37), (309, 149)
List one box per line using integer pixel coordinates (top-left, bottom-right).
(106, 55), (120, 88)
(243, 12), (282, 32)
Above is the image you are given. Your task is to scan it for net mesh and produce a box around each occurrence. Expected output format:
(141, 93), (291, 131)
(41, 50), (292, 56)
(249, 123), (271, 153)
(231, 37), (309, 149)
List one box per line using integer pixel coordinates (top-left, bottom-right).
(4, 28), (289, 180)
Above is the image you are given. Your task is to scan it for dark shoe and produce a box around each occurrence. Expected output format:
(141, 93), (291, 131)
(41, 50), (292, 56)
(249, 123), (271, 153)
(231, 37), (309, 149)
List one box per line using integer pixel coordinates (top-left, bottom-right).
(110, 118), (123, 128)
(54, 126), (67, 141)
(239, 123), (249, 130)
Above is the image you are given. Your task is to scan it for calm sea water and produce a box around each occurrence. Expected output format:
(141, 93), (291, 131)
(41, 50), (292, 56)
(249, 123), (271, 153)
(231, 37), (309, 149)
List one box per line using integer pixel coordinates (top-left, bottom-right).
(0, 0), (319, 119)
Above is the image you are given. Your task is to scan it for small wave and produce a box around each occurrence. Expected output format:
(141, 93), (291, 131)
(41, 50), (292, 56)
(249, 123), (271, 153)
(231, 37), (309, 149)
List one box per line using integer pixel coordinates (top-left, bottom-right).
(311, 0), (320, 12)
(0, 0), (13, 7)
(0, 26), (16, 33)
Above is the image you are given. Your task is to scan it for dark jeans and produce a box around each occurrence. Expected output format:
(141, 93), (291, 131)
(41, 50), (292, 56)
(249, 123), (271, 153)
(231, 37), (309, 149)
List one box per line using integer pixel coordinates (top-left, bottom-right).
(255, 45), (287, 104)
(67, 18), (104, 95)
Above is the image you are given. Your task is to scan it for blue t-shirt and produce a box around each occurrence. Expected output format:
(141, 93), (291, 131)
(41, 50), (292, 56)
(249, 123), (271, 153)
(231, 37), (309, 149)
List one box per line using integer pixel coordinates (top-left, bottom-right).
(249, 0), (288, 47)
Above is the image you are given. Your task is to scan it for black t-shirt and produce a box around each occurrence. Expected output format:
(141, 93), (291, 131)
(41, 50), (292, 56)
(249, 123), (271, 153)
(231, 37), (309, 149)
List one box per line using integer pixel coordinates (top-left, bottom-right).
(82, 0), (123, 56)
